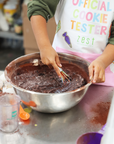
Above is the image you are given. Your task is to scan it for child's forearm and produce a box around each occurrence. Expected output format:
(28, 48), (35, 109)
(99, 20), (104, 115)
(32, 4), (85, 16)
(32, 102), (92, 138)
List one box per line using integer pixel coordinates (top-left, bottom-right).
(30, 15), (61, 76)
(30, 15), (52, 51)
(97, 44), (114, 68)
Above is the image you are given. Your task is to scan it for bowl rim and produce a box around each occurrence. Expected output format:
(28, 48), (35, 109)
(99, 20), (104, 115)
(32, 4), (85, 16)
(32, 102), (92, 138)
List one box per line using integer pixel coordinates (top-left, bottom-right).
(4, 52), (92, 95)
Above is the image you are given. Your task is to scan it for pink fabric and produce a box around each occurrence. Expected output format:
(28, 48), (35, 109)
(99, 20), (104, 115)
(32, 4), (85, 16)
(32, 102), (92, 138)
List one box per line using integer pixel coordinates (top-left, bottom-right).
(56, 47), (114, 87)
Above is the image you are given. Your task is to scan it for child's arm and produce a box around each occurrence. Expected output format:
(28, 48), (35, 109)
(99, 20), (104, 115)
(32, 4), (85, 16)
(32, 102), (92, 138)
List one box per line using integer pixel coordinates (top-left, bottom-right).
(31, 15), (61, 77)
(89, 21), (114, 83)
(89, 44), (114, 83)
(27, 0), (61, 77)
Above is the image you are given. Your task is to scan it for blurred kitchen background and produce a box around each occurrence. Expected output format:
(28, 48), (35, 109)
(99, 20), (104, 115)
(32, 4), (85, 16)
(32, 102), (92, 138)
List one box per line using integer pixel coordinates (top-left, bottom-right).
(0, 0), (56, 70)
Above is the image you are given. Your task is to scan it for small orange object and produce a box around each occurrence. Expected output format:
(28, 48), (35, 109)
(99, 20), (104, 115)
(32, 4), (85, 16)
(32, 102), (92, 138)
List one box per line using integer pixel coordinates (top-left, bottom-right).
(19, 105), (30, 120)
(21, 100), (36, 107)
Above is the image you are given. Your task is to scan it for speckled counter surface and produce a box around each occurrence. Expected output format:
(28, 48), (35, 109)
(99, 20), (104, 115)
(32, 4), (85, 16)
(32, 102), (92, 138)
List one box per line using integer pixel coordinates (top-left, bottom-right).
(0, 71), (114, 144)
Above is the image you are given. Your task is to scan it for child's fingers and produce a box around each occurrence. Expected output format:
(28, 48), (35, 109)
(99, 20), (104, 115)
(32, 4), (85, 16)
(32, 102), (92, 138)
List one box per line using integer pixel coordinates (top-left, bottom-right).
(103, 75), (105, 82)
(93, 67), (99, 83)
(55, 55), (62, 67)
(52, 62), (61, 77)
(98, 70), (105, 82)
(88, 65), (94, 80)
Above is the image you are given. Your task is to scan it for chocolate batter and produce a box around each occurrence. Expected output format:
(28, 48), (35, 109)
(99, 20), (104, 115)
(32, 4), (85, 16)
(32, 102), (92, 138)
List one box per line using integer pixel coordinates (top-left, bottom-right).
(11, 63), (88, 93)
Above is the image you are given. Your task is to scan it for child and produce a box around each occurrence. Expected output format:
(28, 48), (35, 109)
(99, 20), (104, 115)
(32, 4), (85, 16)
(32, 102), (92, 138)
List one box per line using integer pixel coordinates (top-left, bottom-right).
(27, 0), (114, 86)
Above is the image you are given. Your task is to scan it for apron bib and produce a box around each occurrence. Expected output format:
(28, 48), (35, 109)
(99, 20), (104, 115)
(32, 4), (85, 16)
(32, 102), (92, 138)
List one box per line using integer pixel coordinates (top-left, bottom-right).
(52, 0), (114, 86)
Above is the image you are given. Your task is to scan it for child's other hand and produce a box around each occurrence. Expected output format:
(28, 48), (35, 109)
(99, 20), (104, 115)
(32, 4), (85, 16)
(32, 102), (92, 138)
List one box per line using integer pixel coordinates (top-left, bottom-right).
(40, 47), (62, 77)
(88, 59), (105, 83)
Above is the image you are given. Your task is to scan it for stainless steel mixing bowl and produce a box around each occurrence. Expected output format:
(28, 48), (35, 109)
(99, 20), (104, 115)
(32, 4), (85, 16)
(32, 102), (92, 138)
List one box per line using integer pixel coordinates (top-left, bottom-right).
(5, 52), (92, 113)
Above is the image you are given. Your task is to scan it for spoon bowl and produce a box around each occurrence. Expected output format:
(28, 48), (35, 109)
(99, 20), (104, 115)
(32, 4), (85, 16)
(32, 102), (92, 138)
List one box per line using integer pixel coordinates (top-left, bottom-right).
(19, 105), (30, 120)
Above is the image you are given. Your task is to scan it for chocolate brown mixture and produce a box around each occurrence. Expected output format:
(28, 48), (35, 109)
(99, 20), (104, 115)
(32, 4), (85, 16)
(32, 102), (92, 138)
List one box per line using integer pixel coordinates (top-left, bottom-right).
(90, 102), (110, 125)
(11, 63), (88, 93)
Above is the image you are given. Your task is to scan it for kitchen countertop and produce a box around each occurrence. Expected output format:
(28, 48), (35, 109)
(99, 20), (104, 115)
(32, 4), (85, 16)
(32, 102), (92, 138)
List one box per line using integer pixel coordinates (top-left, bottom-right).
(0, 71), (114, 144)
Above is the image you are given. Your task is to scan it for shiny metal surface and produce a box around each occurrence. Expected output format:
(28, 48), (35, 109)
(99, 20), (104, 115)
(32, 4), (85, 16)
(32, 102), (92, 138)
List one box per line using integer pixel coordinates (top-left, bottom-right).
(0, 85), (113, 144)
(4, 52), (92, 113)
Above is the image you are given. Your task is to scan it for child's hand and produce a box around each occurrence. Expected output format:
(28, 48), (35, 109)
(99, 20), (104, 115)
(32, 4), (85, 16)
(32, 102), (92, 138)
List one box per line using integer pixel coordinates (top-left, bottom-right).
(88, 59), (105, 83)
(40, 46), (62, 77)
